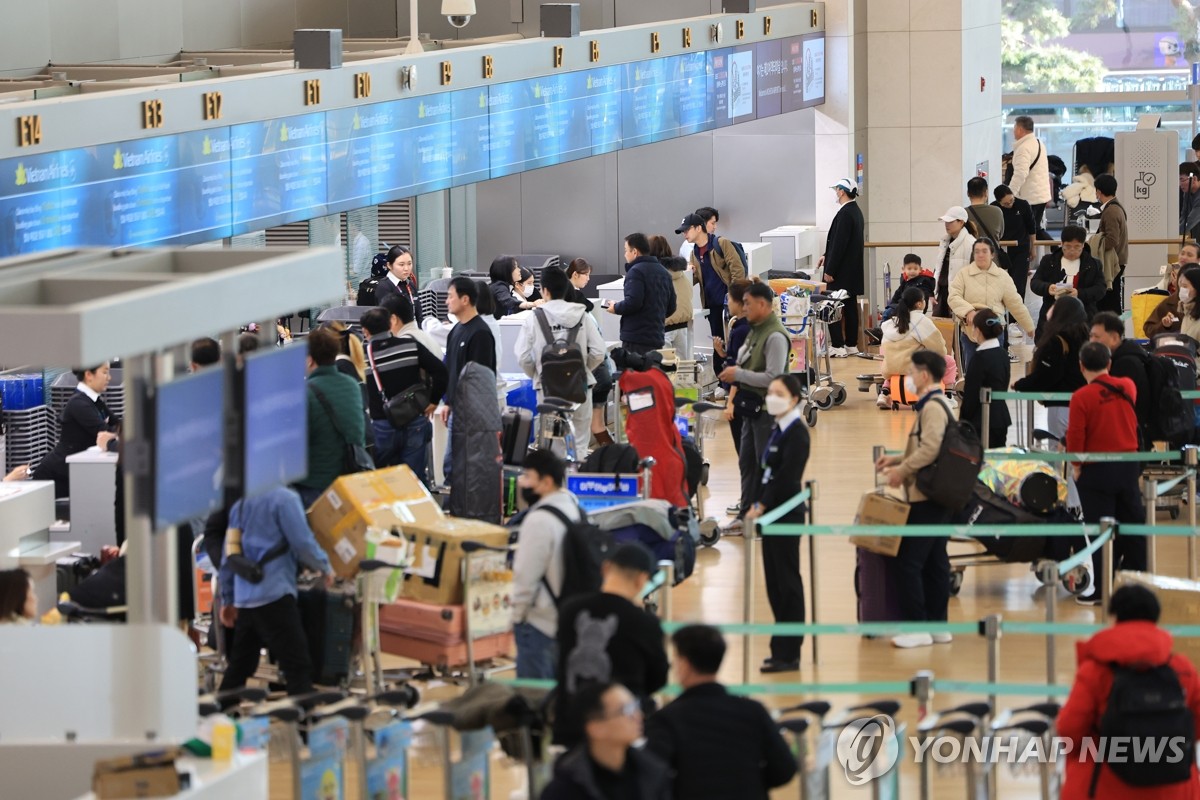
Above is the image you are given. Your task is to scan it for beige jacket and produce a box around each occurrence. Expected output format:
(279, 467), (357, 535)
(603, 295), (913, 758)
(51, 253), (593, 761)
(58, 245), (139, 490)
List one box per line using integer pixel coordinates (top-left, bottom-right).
(665, 269), (695, 327)
(881, 311), (947, 377)
(947, 263), (1035, 333)
(894, 393), (952, 503)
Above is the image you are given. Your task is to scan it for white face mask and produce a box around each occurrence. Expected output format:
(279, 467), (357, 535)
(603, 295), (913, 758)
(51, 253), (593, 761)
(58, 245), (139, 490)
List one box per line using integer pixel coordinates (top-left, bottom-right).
(765, 394), (792, 417)
(1182, 287), (1194, 304)
(522, 285), (534, 298)
(905, 376), (919, 395)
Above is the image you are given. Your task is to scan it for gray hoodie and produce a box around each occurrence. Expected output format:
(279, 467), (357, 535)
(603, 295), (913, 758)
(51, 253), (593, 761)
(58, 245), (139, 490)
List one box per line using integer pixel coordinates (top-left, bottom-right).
(515, 299), (606, 390)
(511, 489), (583, 638)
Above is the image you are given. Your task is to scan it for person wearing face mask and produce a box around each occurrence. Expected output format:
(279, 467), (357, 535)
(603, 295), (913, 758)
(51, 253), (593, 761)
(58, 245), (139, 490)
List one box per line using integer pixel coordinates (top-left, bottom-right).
(874, 350), (955, 649)
(1029, 226), (1105, 342)
(511, 449), (584, 680)
(1146, 266), (1200, 340)
(515, 266), (543, 306)
(743, 374), (811, 673)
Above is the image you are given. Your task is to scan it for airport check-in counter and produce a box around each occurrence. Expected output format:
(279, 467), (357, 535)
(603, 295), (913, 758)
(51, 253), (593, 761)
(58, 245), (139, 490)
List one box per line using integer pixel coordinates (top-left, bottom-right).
(64, 448), (120, 555)
(0, 480), (80, 614)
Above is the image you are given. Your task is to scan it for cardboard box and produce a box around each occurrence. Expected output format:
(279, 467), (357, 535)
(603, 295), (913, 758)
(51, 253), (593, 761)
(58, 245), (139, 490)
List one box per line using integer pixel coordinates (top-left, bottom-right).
(307, 466), (444, 578)
(851, 491), (910, 557)
(399, 517), (511, 605)
(1115, 571), (1200, 667)
(93, 749), (184, 799)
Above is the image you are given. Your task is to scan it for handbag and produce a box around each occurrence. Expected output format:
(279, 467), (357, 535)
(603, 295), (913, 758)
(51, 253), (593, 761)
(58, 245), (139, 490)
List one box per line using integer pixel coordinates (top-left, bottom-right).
(967, 206), (1013, 274)
(367, 338), (431, 429)
(309, 383), (375, 475)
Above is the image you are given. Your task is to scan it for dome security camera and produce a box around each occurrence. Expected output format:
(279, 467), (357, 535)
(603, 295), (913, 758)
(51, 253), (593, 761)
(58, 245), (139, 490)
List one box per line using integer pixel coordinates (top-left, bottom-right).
(443, 0), (476, 28)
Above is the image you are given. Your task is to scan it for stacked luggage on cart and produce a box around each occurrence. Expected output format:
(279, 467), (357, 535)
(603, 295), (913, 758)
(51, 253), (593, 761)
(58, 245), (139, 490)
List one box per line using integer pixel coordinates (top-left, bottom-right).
(305, 465), (516, 678)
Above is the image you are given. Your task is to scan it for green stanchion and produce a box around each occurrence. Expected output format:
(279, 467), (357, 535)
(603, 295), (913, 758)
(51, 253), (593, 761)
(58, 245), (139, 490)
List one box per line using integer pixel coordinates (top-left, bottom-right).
(725, 682), (914, 697)
(933, 681), (1072, 697)
(498, 678), (557, 690)
(756, 487), (811, 528)
(1183, 390), (1200, 401)
(991, 391), (1074, 402)
(759, 523), (1100, 538)
(662, 621), (978, 637)
(1157, 470), (1195, 495)
(984, 450), (1181, 463)
(1118, 524), (1200, 537)
(1119, 309), (1132, 321)
(1056, 528), (1113, 575)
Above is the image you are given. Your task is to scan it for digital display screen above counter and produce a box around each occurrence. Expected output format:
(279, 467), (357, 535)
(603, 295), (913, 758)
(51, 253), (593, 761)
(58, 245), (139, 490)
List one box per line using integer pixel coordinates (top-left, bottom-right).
(155, 367), (226, 529)
(0, 36), (824, 258)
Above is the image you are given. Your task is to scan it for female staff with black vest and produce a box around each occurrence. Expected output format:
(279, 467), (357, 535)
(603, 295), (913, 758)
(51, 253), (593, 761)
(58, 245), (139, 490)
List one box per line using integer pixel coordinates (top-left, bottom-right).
(32, 363), (119, 499)
(744, 374), (811, 674)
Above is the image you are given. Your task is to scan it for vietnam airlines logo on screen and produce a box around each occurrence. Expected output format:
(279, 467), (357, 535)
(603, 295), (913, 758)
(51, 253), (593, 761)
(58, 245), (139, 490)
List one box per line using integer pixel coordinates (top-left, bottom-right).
(534, 84), (542, 99)
(111, 145), (167, 170)
(15, 163), (26, 186)
(479, 92), (487, 109)
(418, 102), (426, 119)
(202, 136), (212, 156)
(13, 158), (75, 186)
(353, 112), (361, 130)
(279, 121), (322, 142)
(113, 148), (125, 170)
(280, 123), (289, 142)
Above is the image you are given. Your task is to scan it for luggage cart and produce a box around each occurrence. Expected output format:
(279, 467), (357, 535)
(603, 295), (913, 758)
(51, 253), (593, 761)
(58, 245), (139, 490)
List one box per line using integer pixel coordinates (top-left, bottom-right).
(793, 294), (848, 427)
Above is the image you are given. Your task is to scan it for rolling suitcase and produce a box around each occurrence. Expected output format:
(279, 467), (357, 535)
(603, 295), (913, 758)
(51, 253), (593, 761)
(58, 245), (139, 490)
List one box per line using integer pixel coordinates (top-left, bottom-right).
(855, 548), (902, 624)
(501, 406), (533, 466)
(379, 630), (514, 668)
(609, 524), (695, 584)
(297, 586), (357, 686)
(379, 599), (466, 645)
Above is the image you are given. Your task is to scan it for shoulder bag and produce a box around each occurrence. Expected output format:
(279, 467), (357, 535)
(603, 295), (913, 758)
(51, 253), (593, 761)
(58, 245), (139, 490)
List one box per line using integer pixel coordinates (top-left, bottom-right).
(367, 339), (431, 429)
(309, 383), (374, 474)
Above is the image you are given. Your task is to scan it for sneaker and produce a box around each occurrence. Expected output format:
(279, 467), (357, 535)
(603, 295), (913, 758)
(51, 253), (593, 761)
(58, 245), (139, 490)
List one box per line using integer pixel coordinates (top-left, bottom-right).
(932, 633), (953, 644)
(724, 518), (744, 534)
(1008, 323), (1024, 342)
(725, 502), (742, 516)
(713, 386), (727, 400)
(1075, 592), (1102, 607)
(876, 391), (892, 409)
(892, 633), (934, 649)
(828, 347), (848, 358)
(1008, 352), (1020, 364)
(943, 395), (959, 410)
(845, 346), (860, 356)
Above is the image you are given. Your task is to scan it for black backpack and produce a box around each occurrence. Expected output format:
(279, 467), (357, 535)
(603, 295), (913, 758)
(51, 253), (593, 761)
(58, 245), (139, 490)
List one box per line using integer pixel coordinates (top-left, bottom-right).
(535, 309), (588, 404)
(1138, 353), (1194, 447)
(583, 443), (641, 475)
(538, 505), (612, 607)
(721, 238), (748, 270)
(915, 396), (984, 511)
(356, 253), (390, 306)
(680, 438), (703, 498)
(1090, 659), (1195, 794)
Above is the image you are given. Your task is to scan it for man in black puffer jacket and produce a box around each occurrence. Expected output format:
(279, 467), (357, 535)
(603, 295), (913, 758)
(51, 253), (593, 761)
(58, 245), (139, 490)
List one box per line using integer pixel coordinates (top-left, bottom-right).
(605, 232), (676, 354)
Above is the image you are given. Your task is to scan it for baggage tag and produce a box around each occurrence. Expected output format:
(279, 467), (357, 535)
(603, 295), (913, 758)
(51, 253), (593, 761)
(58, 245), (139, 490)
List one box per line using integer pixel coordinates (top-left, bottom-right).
(628, 389), (655, 412)
(333, 537), (358, 565)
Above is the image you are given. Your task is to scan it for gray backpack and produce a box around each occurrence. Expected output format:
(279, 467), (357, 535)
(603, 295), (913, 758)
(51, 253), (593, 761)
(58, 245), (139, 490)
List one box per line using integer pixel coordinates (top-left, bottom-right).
(535, 309), (587, 404)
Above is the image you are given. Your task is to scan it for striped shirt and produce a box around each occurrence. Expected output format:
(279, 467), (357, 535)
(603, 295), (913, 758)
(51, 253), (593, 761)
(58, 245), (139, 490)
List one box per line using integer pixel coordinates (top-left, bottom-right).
(365, 333), (448, 421)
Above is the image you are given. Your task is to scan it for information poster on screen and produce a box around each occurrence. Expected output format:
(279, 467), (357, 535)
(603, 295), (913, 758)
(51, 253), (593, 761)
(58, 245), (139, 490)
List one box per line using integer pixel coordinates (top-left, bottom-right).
(155, 368), (225, 529)
(0, 36), (824, 258)
(231, 112), (328, 235)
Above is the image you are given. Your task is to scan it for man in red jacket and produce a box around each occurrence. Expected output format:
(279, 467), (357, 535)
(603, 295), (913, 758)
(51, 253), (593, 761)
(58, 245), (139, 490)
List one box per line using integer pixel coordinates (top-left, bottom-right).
(1057, 585), (1200, 799)
(1067, 341), (1146, 605)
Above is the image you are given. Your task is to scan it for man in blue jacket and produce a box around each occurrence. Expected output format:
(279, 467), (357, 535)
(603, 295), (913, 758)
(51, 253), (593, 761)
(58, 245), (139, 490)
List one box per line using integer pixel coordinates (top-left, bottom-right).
(218, 486), (333, 696)
(605, 232), (676, 354)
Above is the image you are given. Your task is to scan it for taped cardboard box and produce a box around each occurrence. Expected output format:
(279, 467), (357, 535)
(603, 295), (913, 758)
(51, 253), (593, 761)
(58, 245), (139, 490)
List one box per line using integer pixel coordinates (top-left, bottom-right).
(93, 748), (185, 798)
(399, 517), (510, 605)
(850, 491), (909, 557)
(307, 466), (443, 579)
(1115, 571), (1200, 667)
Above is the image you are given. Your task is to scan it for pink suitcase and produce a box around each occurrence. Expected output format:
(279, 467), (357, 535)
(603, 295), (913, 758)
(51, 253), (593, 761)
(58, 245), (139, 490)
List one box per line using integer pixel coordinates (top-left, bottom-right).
(380, 631), (514, 668)
(379, 599), (466, 645)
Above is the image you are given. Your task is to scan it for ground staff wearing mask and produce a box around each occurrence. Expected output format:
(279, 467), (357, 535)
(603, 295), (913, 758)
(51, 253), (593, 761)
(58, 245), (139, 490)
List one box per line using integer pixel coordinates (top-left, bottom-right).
(874, 350), (954, 649)
(744, 375), (811, 673)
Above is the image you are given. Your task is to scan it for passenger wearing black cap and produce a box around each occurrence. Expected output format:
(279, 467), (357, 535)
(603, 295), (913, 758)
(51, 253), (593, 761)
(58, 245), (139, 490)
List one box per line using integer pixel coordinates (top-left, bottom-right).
(373, 245), (423, 325)
(819, 178), (866, 357)
(679, 211), (745, 341)
(553, 542), (669, 748)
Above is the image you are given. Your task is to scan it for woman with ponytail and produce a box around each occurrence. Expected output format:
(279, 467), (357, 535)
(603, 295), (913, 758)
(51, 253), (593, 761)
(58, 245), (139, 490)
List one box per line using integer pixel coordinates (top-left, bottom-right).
(958, 308), (1011, 447)
(878, 286), (946, 408)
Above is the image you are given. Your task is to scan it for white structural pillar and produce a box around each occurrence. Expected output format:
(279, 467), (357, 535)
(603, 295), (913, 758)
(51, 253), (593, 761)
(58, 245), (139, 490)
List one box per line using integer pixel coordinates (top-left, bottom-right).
(860, 0), (1003, 303)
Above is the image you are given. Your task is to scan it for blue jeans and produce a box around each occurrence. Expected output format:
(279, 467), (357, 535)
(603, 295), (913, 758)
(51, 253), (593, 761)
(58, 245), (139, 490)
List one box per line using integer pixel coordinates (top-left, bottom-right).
(514, 621), (557, 679)
(372, 416), (432, 485)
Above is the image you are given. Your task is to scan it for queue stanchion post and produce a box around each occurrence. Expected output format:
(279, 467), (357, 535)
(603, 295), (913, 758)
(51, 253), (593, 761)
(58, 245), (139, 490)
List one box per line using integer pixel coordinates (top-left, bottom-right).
(1038, 559), (1059, 700)
(981, 387), (992, 450)
(1100, 517), (1116, 624)
(911, 669), (935, 800)
(982, 613), (1002, 800)
(743, 513), (756, 685)
(1144, 478), (1158, 575)
(657, 560), (674, 632)
(1026, 399), (1035, 449)
(807, 479), (819, 667)
(1188, 446), (1198, 580)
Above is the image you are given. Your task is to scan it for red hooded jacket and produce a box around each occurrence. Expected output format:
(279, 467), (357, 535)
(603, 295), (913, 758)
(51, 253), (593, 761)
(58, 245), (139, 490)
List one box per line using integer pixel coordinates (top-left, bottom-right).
(1058, 621), (1200, 799)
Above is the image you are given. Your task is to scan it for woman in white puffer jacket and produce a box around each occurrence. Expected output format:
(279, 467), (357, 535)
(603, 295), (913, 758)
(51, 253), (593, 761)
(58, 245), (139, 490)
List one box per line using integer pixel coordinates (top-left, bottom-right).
(932, 207), (977, 318)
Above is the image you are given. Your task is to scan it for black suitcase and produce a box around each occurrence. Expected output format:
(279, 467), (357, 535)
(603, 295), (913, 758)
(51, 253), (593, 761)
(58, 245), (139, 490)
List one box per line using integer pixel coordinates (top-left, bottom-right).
(297, 587), (357, 686)
(680, 438), (704, 499)
(582, 443), (641, 474)
(501, 406), (533, 466)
